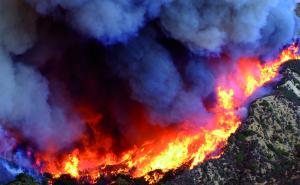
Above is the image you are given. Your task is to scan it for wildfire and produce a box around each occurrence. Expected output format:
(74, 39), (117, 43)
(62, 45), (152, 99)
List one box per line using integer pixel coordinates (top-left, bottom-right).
(64, 153), (79, 178)
(240, 43), (300, 96)
(217, 87), (234, 109)
(40, 42), (299, 184)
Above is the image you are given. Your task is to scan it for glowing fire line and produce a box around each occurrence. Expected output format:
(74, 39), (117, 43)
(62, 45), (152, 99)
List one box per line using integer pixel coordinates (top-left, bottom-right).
(41, 43), (299, 184)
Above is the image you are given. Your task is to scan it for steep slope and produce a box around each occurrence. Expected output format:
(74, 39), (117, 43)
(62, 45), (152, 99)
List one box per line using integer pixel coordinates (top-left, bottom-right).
(3, 60), (300, 185)
(164, 60), (300, 185)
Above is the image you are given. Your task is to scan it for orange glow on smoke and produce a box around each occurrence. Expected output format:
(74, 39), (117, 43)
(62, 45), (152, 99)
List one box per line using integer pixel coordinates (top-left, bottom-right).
(39, 43), (299, 183)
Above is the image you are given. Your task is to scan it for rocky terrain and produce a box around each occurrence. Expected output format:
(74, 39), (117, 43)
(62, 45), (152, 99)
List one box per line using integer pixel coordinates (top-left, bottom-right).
(163, 60), (300, 185)
(2, 61), (300, 185)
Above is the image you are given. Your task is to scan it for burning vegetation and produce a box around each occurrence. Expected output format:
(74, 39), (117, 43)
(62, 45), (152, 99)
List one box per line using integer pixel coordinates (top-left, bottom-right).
(0, 0), (299, 185)
(37, 43), (300, 184)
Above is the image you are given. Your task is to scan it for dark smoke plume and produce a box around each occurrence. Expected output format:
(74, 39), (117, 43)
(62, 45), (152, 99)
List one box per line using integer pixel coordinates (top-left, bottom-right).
(0, 0), (298, 179)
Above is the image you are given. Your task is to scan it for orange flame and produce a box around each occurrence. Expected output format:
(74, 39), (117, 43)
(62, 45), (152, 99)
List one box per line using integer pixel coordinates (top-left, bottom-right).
(64, 152), (79, 178)
(40, 43), (299, 184)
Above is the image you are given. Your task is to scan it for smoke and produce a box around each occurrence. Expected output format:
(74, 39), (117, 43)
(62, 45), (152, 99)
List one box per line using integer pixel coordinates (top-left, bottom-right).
(160, 0), (297, 54)
(23, 0), (298, 51)
(26, 0), (171, 43)
(0, 0), (37, 54)
(0, 0), (83, 154)
(0, 0), (298, 178)
(111, 35), (214, 123)
(260, 0), (298, 52)
(0, 126), (16, 158)
(0, 51), (83, 151)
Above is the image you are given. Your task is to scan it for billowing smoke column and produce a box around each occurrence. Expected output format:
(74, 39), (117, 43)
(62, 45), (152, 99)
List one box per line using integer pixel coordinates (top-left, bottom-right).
(0, 0), (83, 173)
(161, 0), (296, 54)
(0, 0), (298, 182)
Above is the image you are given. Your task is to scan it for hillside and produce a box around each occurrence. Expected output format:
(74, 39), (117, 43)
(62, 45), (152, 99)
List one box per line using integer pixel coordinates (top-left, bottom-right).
(164, 61), (300, 185)
(3, 61), (300, 185)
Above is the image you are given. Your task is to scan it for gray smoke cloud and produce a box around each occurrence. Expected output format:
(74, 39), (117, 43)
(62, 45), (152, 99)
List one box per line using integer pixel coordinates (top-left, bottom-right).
(24, 0), (298, 53)
(113, 35), (213, 124)
(0, 126), (16, 158)
(160, 0), (297, 53)
(105, 0), (297, 124)
(12, 0), (298, 125)
(0, 0), (83, 152)
(26, 0), (171, 43)
(0, 50), (83, 152)
(0, 0), (298, 176)
(0, 0), (37, 54)
(0, 0), (296, 145)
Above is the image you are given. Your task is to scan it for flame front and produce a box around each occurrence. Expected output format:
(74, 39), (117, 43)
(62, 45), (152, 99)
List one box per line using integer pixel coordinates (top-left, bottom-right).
(64, 153), (79, 178)
(39, 43), (299, 183)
